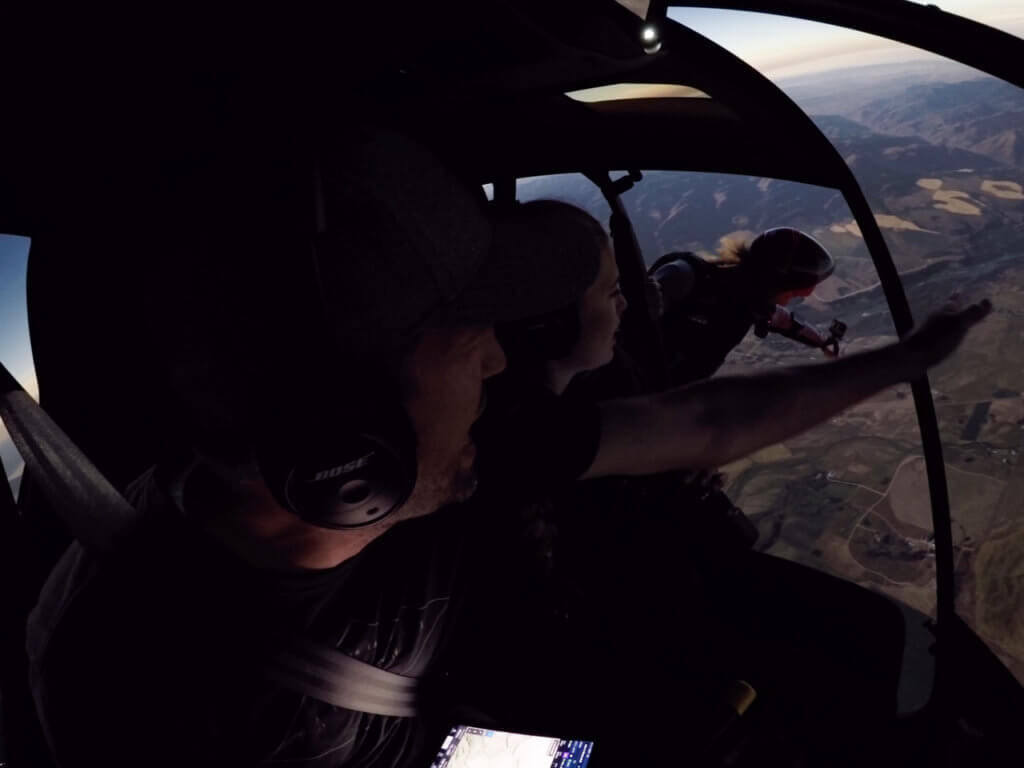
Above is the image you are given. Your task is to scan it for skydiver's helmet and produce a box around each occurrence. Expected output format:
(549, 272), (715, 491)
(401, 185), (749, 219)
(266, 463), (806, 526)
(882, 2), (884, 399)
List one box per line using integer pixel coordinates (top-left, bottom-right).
(745, 227), (835, 297)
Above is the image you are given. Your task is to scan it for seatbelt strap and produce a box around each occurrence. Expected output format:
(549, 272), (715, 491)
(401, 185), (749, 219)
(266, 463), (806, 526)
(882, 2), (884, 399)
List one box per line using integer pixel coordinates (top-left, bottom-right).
(0, 360), (138, 554)
(264, 633), (420, 717)
(0, 359), (422, 716)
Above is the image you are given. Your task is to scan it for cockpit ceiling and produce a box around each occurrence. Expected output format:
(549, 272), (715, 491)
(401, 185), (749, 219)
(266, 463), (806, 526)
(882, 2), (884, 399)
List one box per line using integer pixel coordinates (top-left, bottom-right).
(424, 95), (841, 192)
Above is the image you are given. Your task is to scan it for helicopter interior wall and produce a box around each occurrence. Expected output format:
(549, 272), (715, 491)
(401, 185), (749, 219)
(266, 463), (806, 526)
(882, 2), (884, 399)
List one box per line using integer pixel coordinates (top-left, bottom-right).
(406, 10), (863, 193)
(423, 95), (841, 191)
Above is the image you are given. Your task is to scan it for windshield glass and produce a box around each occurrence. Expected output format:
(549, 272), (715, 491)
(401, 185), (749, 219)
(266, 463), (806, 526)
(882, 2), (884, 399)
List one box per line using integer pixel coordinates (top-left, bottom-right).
(1, 234), (37, 500)
(662, 5), (1024, 685)
(668, 4), (1024, 82)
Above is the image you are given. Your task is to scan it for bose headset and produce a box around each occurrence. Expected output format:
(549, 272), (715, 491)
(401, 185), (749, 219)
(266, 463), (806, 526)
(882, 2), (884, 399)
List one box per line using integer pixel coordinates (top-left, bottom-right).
(166, 151), (418, 532)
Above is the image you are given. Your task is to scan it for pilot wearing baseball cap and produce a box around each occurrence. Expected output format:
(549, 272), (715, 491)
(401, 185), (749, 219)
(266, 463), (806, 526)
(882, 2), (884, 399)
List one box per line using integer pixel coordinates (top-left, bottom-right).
(26, 125), (600, 768)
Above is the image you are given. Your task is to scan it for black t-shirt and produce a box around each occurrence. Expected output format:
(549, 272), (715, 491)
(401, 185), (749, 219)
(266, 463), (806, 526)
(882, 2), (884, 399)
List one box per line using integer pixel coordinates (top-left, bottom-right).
(446, 378), (603, 729)
(472, 374), (603, 503)
(27, 467), (474, 768)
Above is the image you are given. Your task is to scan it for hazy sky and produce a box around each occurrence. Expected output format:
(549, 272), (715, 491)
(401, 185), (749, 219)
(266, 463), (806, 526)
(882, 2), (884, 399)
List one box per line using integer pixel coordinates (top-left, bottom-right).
(669, 2), (1024, 79)
(0, 236), (36, 396)
(1, 235), (35, 496)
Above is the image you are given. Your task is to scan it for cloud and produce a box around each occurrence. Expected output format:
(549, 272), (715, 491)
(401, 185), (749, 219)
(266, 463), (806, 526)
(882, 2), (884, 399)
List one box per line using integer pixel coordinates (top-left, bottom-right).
(766, 43), (934, 80)
(760, 39), (894, 74)
(670, 3), (1024, 84)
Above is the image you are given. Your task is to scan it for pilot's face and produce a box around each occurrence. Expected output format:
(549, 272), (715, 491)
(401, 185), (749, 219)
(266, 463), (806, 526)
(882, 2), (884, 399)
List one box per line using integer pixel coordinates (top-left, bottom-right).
(568, 243), (627, 371)
(399, 325), (507, 516)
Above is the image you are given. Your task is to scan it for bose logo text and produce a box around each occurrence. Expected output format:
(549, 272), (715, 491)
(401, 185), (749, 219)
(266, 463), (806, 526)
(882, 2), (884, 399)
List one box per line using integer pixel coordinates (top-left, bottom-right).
(311, 453), (375, 482)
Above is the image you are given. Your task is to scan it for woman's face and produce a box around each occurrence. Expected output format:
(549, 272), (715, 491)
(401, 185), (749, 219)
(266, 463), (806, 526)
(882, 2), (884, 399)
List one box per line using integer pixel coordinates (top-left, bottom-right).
(566, 243), (628, 372)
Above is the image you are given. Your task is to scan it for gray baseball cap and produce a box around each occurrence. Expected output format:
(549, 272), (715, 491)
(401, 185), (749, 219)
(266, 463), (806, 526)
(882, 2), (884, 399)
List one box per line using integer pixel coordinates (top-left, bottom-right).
(313, 127), (599, 352)
(146, 126), (599, 433)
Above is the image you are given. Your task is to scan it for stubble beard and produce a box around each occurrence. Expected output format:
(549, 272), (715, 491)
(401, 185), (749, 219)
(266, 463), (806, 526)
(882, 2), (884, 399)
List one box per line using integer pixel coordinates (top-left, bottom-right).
(446, 440), (480, 504)
(401, 439), (479, 521)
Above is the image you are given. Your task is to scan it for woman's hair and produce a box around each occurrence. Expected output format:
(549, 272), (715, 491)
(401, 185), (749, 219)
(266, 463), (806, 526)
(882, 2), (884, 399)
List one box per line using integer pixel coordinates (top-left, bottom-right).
(513, 199), (609, 252)
(718, 234), (752, 264)
(495, 200), (609, 367)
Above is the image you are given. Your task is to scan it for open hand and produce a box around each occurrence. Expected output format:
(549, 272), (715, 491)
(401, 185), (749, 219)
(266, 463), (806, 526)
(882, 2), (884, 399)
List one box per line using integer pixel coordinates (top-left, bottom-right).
(902, 295), (992, 372)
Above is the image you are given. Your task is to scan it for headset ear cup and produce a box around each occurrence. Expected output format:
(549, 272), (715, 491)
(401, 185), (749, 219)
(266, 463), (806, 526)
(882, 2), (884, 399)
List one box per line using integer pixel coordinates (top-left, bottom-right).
(257, 409), (417, 530)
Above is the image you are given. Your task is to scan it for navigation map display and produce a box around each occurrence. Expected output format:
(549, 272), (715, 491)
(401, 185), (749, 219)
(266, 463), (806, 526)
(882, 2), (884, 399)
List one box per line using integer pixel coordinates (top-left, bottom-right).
(429, 725), (594, 768)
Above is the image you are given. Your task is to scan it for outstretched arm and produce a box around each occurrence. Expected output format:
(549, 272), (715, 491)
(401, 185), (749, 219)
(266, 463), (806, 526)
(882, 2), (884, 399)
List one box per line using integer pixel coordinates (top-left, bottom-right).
(768, 306), (835, 356)
(582, 298), (991, 477)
